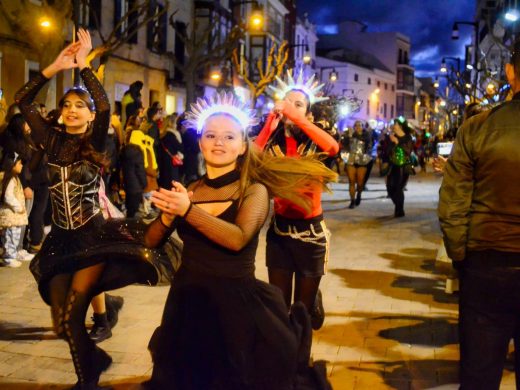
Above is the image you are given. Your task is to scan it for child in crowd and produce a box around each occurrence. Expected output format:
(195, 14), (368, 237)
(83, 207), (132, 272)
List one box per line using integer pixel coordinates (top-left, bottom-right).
(0, 153), (32, 267)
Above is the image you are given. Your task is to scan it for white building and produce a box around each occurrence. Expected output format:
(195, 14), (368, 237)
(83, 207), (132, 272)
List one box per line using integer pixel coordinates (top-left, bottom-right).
(315, 52), (395, 126)
(294, 13), (318, 78)
(317, 21), (416, 121)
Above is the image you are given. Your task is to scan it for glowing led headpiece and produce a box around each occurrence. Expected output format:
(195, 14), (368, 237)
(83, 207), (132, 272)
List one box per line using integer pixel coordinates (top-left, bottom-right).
(269, 70), (329, 105)
(185, 92), (259, 134)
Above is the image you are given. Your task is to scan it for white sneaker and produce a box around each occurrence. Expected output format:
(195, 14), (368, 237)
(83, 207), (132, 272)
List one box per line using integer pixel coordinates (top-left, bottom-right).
(4, 258), (22, 268)
(17, 250), (34, 261)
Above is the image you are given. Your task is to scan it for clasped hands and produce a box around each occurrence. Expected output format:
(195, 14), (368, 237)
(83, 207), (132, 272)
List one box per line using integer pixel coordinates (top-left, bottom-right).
(51, 28), (92, 71)
(151, 181), (193, 226)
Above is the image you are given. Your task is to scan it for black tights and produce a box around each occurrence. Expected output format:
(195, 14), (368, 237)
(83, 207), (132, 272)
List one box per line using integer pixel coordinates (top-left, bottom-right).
(49, 264), (107, 385)
(268, 268), (321, 313)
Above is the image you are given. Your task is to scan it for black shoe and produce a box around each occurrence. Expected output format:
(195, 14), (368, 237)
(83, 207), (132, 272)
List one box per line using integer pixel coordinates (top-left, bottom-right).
(355, 192), (362, 206)
(27, 243), (41, 254)
(394, 210), (405, 218)
(348, 201), (355, 209)
(89, 313), (112, 344)
(70, 349), (112, 389)
(105, 294), (124, 329)
(310, 289), (325, 330)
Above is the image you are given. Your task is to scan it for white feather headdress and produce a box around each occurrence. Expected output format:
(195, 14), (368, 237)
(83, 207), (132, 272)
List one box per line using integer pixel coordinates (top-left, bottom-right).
(268, 69), (329, 105)
(185, 92), (259, 134)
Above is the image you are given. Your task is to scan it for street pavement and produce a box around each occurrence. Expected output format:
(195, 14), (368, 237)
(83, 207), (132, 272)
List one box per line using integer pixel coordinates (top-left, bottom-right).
(0, 170), (516, 389)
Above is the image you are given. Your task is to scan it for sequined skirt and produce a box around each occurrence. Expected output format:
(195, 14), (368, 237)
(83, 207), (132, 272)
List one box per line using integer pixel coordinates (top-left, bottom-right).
(30, 213), (162, 305)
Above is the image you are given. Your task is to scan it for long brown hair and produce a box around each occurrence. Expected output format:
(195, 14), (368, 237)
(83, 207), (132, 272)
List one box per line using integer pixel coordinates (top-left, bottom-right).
(236, 137), (338, 212)
(59, 89), (109, 168)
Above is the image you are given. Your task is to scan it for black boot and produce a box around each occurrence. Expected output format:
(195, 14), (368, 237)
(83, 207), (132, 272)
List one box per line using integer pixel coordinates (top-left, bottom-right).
(105, 294), (124, 329)
(394, 209), (405, 218)
(355, 192), (362, 206)
(89, 313), (112, 344)
(70, 348), (113, 389)
(61, 291), (112, 388)
(348, 200), (355, 209)
(310, 289), (325, 330)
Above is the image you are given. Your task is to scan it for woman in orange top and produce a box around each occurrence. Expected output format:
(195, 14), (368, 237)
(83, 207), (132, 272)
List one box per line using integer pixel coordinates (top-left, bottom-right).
(255, 71), (339, 329)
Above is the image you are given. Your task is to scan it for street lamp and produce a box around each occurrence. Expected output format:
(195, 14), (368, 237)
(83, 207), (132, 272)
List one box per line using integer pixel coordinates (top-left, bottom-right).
(40, 17), (52, 29)
(434, 77), (440, 88)
(287, 42), (312, 66)
(505, 9), (520, 22)
(441, 57), (461, 73)
(452, 21), (479, 97)
(329, 68), (338, 82)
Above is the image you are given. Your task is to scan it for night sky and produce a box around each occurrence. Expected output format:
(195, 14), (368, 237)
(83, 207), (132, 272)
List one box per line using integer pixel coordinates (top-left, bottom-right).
(297, 0), (475, 77)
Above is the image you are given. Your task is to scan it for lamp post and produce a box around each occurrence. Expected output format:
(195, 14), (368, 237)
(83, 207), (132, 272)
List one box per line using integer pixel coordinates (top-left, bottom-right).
(287, 43), (312, 65)
(319, 66), (339, 82)
(452, 21), (479, 98)
(72, 0), (81, 86)
(229, 1), (264, 78)
(440, 57), (461, 73)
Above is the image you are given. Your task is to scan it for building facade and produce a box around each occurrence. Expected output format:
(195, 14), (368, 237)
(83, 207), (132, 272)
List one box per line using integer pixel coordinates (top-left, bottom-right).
(315, 55), (395, 126)
(317, 21), (416, 122)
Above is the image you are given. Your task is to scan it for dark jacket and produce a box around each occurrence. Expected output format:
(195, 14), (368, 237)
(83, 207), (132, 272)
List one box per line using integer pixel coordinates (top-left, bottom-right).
(121, 144), (147, 194)
(158, 129), (183, 188)
(439, 93), (520, 262)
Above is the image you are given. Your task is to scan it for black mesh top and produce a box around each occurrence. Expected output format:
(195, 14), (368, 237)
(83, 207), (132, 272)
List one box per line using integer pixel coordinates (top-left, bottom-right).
(146, 170), (270, 278)
(15, 68), (110, 166)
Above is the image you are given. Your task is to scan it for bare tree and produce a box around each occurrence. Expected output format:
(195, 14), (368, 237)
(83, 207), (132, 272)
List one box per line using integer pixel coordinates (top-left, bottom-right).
(83, 0), (168, 82)
(232, 40), (289, 106)
(168, 10), (245, 108)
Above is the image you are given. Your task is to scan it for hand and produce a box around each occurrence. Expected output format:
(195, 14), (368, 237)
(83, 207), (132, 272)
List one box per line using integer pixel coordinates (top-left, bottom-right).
(151, 185), (191, 223)
(45, 42), (81, 76)
(23, 187), (34, 200)
(389, 134), (398, 144)
(273, 100), (286, 116)
(75, 28), (92, 69)
(433, 156), (447, 173)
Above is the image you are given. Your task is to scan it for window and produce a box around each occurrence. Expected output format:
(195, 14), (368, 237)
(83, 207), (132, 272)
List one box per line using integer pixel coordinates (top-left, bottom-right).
(377, 80), (380, 87)
(385, 83), (388, 90)
(384, 103), (387, 118)
(392, 85), (395, 91)
(366, 100), (370, 115)
(404, 51), (409, 64)
(398, 48), (403, 64)
(75, 0), (101, 29)
(391, 104), (394, 118)
(354, 74), (359, 82)
(147, 0), (167, 53)
(368, 77), (371, 85)
(114, 0), (139, 44)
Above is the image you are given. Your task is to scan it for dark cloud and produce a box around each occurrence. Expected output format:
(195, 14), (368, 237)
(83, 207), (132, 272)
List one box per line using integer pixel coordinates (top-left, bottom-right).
(298, 0), (475, 76)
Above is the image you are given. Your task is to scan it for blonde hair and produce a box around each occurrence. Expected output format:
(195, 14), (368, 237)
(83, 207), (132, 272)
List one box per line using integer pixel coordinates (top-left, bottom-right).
(236, 139), (338, 212)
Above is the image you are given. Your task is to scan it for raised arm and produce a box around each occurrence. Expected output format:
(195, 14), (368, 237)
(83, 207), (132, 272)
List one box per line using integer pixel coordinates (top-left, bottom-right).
(15, 38), (82, 145)
(282, 103), (339, 156)
(184, 183), (269, 251)
(75, 28), (110, 152)
(14, 74), (50, 147)
(255, 112), (279, 150)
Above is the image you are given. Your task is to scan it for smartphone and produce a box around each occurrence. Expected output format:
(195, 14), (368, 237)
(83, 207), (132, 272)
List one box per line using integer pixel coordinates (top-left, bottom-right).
(437, 142), (453, 156)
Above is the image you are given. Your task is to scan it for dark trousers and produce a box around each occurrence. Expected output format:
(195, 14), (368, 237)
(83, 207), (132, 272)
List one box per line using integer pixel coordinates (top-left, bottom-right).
(459, 250), (520, 390)
(125, 192), (142, 218)
(363, 159), (374, 188)
(386, 166), (409, 213)
(29, 185), (49, 245)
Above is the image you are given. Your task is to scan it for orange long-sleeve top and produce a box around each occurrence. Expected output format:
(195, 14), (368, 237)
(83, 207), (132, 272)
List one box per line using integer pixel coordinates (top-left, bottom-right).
(255, 104), (339, 220)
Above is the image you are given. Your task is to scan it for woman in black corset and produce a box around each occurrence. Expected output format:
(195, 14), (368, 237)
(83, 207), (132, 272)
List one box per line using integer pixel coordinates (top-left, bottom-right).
(143, 93), (335, 390)
(16, 30), (160, 389)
